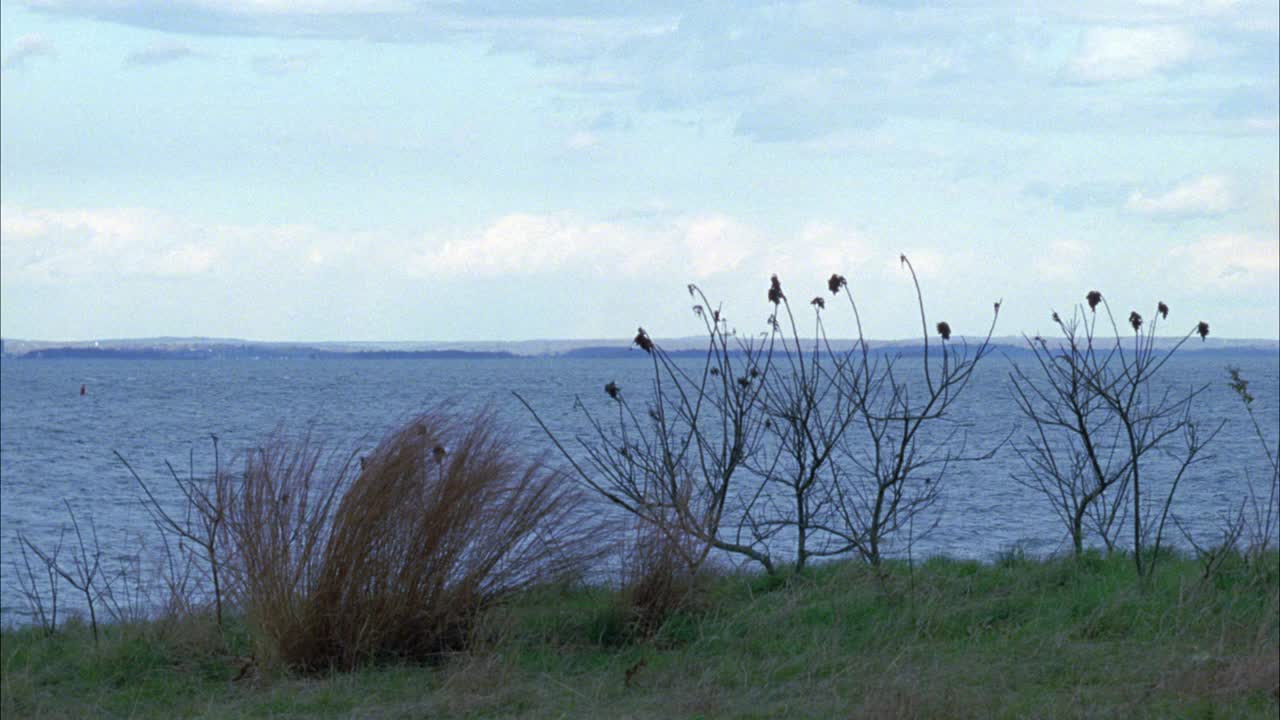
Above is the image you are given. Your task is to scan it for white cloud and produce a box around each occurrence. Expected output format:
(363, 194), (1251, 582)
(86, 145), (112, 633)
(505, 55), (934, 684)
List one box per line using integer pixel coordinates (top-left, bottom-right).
(1, 206), (218, 279)
(885, 248), (948, 279)
(0, 205), (387, 282)
(124, 41), (197, 67)
(251, 53), (312, 76)
(682, 215), (759, 278)
(2, 34), (55, 70)
(1033, 240), (1092, 281)
(1068, 26), (1195, 81)
(410, 212), (760, 280)
(1, 205), (775, 285)
(565, 131), (601, 150)
(1126, 174), (1235, 215)
(413, 213), (623, 277)
(1167, 233), (1280, 287)
(29, 0), (408, 14)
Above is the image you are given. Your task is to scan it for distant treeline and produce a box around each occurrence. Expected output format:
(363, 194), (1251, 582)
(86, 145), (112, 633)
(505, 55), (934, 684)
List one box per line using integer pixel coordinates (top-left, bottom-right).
(10, 347), (519, 360)
(4, 344), (1275, 361)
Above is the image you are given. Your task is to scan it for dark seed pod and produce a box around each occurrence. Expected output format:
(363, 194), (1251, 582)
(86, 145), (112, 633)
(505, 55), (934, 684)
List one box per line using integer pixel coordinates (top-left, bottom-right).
(828, 274), (847, 294)
(936, 321), (952, 340)
(811, 297), (825, 309)
(432, 445), (447, 464)
(1086, 290), (1102, 311)
(737, 376), (751, 388)
(1129, 311), (1142, 332)
(1197, 321), (1209, 341)
(1157, 301), (1169, 320)
(633, 327), (654, 353)
(768, 275), (784, 305)
(605, 381), (620, 400)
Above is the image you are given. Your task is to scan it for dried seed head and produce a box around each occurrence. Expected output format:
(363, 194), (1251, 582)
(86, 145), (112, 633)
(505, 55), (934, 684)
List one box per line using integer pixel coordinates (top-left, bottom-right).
(710, 367), (720, 376)
(828, 273), (847, 294)
(1086, 290), (1102, 311)
(633, 327), (654, 353)
(993, 300), (1002, 315)
(737, 376), (751, 388)
(811, 296), (825, 309)
(1197, 321), (1209, 341)
(431, 444), (447, 464)
(768, 275), (784, 305)
(693, 304), (704, 317)
(936, 321), (952, 340)
(605, 381), (620, 400)
(1157, 301), (1169, 320)
(1051, 311), (1061, 324)
(750, 367), (760, 378)
(1129, 311), (1143, 332)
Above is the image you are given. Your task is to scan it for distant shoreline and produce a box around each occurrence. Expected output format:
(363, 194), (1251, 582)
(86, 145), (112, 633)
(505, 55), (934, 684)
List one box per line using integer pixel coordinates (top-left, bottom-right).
(2, 338), (1277, 361)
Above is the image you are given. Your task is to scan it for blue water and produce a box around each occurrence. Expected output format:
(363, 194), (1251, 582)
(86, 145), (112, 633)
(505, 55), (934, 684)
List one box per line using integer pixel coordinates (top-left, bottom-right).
(2, 353), (1277, 624)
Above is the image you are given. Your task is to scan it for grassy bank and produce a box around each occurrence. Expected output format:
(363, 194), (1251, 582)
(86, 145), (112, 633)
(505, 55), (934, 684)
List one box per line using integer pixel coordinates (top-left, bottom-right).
(3, 550), (1277, 719)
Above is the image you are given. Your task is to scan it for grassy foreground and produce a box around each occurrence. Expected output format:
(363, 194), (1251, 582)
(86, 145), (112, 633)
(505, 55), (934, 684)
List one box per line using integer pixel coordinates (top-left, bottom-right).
(2, 551), (1277, 719)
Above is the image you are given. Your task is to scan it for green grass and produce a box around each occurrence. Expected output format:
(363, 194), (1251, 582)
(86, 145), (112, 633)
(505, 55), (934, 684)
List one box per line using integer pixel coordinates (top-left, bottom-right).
(3, 551), (1277, 719)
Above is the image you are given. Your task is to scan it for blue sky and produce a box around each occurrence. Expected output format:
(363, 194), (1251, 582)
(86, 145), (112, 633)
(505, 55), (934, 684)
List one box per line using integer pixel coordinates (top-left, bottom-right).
(1, 0), (1277, 342)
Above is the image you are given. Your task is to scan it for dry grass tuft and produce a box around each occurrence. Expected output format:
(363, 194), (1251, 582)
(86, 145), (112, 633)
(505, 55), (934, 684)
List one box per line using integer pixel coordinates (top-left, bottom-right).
(619, 520), (712, 641)
(230, 410), (601, 672)
(222, 431), (349, 669)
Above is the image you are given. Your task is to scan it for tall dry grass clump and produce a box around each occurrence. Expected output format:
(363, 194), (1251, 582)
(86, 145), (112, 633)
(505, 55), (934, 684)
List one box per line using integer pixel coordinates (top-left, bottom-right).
(230, 410), (601, 672)
(223, 432), (350, 668)
(618, 519), (712, 640)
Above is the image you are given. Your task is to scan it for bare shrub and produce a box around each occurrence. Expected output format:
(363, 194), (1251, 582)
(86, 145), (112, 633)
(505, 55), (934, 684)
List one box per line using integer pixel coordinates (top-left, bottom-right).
(1010, 293), (1220, 577)
(517, 291), (779, 574)
(234, 410), (601, 672)
(818, 258), (1001, 567)
(99, 534), (153, 626)
(1182, 367), (1280, 581)
(11, 528), (63, 636)
(115, 436), (232, 628)
(520, 257), (1000, 573)
(18, 502), (106, 647)
(1225, 366), (1280, 564)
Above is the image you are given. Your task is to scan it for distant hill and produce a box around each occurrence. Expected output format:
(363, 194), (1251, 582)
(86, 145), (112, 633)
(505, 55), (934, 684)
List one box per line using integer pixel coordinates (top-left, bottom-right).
(2, 335), (1276, 360)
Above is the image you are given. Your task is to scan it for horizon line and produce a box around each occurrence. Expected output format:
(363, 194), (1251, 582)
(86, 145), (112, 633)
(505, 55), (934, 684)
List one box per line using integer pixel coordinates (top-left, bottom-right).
(3, 334), (1278, 346)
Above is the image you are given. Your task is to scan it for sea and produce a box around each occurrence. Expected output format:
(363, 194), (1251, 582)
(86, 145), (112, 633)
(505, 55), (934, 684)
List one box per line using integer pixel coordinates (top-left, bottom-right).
(2, 351), (1277, 626)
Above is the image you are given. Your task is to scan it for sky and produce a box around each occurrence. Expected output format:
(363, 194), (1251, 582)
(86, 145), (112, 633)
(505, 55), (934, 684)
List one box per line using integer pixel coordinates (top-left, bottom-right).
(1, 0), (1277, 342)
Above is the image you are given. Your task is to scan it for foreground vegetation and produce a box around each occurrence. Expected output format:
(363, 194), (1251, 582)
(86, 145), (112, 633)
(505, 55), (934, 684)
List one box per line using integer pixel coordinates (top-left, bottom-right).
(4, 550), (1277, 719)
(4, 272), (1274, 717)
